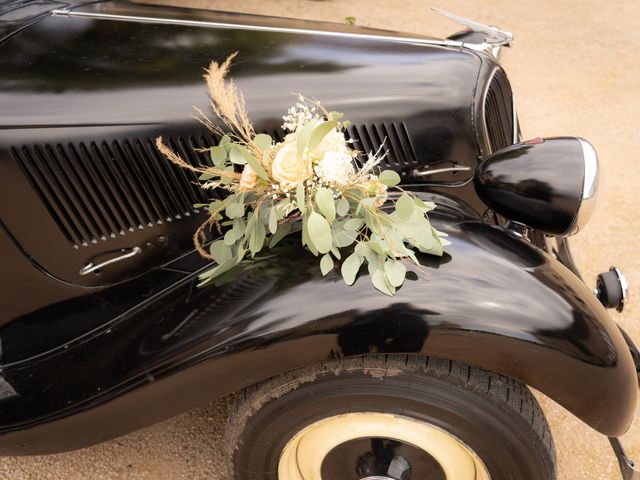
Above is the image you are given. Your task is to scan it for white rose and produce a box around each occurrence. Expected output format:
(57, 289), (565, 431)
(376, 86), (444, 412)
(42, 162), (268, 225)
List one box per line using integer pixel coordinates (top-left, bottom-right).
(271, 140), (311, 188)
(315, 150), (355, 187)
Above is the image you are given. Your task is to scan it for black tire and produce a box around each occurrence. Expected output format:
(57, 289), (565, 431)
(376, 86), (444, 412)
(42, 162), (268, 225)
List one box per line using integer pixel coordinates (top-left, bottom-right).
(225, 355), (556, 480)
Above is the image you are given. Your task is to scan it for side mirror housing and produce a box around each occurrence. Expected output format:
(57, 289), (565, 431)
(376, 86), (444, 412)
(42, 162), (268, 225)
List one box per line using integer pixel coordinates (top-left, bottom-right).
(474, 137), (599, 236)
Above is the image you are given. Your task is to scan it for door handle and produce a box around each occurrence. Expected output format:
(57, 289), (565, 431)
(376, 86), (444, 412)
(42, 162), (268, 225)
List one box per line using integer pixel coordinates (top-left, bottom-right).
(79, 246), (142, 276)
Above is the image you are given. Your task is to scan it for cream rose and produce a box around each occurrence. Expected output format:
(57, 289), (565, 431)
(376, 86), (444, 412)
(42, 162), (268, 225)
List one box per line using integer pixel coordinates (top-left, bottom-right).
(271, 141), (311, 188)
(238, 165), (257, 192)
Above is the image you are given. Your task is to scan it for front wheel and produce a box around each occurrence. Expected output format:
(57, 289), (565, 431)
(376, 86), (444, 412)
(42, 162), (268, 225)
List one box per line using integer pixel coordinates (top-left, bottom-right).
(225, 355), (556, 480)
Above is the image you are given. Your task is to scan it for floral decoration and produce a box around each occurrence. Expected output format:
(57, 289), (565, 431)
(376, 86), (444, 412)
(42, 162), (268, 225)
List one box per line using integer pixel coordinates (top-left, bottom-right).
(156, 53), (448, 295)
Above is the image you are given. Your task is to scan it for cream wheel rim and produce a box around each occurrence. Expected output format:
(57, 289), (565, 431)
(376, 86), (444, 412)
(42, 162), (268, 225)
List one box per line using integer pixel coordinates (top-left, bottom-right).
(278, 412), (491, 480)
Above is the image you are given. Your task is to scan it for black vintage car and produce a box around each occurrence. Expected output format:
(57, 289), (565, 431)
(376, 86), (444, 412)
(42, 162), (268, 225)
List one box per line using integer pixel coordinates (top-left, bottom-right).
(0, 1), (637, 479)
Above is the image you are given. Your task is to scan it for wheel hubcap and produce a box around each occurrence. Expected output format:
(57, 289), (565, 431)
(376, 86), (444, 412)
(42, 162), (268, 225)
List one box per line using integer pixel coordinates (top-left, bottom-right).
(278, 412), (491, 480)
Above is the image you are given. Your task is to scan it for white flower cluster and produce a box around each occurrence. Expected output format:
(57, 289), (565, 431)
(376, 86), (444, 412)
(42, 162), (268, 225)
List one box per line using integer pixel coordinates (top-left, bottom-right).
(315, 151), (355, 188)
(281, 103), (321, 132)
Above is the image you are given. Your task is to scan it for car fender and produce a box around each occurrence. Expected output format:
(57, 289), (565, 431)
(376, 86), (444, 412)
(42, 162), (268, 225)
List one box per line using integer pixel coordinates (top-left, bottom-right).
(0, 208), (636, 454)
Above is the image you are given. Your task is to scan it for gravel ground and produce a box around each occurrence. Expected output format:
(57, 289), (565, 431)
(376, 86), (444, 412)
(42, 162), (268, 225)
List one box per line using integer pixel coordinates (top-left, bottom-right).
(2, 1), (639, 479)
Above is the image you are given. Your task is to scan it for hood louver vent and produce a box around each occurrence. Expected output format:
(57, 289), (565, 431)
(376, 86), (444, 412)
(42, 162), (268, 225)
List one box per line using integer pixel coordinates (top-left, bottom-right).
(12, 137), (214, 249)
(484, 68), (514, 152)
(12, 122), (412, 249)
(347, 122), (417, 167)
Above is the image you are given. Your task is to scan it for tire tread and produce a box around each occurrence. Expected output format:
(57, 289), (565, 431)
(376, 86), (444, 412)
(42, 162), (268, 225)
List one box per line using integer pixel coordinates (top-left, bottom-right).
(225, 354), (555, 475)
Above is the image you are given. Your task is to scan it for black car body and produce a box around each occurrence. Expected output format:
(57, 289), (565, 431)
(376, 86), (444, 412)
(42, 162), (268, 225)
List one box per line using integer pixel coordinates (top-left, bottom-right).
(0, 1), (637, 478)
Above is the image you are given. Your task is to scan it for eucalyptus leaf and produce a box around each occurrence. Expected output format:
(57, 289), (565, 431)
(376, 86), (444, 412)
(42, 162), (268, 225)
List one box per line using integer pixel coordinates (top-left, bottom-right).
(308, 120), (339, 151)
(197, 259), (236, 287)
(254, 133), (272, 151)
(269, 221), (292, 248)
(384, 259), (406, 288)
(315, 187), (336, 222)
(275, 199), (292, 219)
(224, 229), (237, 246)
(220, 166), (235, 184)
(199, 172), (215, 181)
(379, 170), (401, 187)
(372, 270), (395, 296)
(333, 229), (356, 248)
(268, 207), (278, 234)
(354, 243), (371, 258)
(244, 153), (269, 181)
(341, 252), (363, 286)
(210, 146), (227, 166)
(367, 240), (385, 257)
(367, 258), (379, 276)
(402, 212), (434, 252)
(396, 193), (414, 221)
(229, 145), (247, 165)
(307, 211), (332, 254)
(344, 217), (364, 232)
(244, 211), (257, 239)
(296, 119), (318, 154)
(208, 200), (223, 211)
(329, 111), (344, 121)
(249, 220), (266, 255)
(219, 134), (231, 146)
(383, 226), (408, 256)
(227, 218), (245, 243)
(330, 246), (341, 260)
(210, 240), (232, 265)
(363, 211), (381, 236)
(296, 182), (306, 212)
(226, 201), (244, 219)
(320, 254), (334, 276)
(302, 214), (319, 255)
(413, 196), (436, 212)
(336, 197), (350, 217)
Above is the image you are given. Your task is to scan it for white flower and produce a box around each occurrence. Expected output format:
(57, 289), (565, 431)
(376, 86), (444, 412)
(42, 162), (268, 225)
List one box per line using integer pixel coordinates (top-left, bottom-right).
(315, 150), (355, 187)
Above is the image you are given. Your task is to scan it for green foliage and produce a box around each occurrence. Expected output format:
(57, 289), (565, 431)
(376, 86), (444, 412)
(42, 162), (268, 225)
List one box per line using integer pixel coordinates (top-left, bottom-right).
(210, 240), (232, 264)
(296, 182), (306, 211)
(315, 187), (336, 222)
(320, 254), (334, 276)
(269, 221), (291, 248)
(379, 170), (401, 187)
(245, 152), (269, 180)
(308, 120), (339, 151)
(341, 252), (363, 285)
(229, 145), (247, 165)
(210, 145), (227, 166)
(395, 193), (414, 221)
(253, 133), (272, 151)
(296, 119), (319, 154)
(187, 109), (445, 296)
(307, 211), (332, 254)
(345, 16), (356, 25)
(336, 197), (350, 217)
